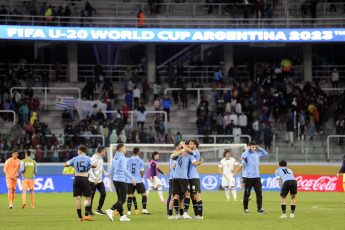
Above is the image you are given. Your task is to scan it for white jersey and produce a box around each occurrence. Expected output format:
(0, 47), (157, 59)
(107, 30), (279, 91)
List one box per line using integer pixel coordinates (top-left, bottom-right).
(88, 154), (109, 183)
(219, 157), (239, 176)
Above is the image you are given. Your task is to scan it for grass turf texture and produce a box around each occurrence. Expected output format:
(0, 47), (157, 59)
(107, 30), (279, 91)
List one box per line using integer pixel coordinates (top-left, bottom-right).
(0, 191), (344, 230)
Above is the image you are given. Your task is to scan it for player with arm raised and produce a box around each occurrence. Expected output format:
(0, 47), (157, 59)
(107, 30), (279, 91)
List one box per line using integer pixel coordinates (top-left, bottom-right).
(64, 145), (97, 221)
(4, 149), (21, 209)
(219, 150), (239, 202)
(106, 143), (136, 222)
(146, 151), (167, 203)
(275, 160), (297, 219)
(170, 141), (203, 220)
(18, 150), (37, 209)
(126, 147), (151, 215)
(88, 146), (110, 215)
(238, 142), (268, 214)
(184, 139), (204, 219)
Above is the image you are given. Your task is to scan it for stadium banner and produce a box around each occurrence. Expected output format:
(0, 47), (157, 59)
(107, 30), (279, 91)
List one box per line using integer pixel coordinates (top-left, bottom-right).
(74, 99), (107, 120)
(1, 25), (345, 43)
(0, 174), (342, 194)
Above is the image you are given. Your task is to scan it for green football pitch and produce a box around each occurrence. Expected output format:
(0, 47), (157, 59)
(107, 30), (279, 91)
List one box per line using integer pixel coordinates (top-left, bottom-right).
(0, 191), (344, 230)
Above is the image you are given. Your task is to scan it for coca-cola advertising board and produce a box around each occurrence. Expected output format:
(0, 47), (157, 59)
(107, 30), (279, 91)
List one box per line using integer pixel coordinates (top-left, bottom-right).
(295, 175), (344, 192)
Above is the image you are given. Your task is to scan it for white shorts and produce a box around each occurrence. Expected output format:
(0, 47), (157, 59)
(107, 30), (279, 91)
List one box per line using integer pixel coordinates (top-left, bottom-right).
(222, 174), (235, 187)
(148, 176), (162, 187)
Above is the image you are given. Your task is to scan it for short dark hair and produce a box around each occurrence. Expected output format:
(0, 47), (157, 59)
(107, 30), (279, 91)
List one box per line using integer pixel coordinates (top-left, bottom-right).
(190, 139), (199, 148)
(11, 149), (18, 154)
(152, 151), (159, 159)
(133, 147), (140, 155)
(279, 160), (287, 167)
(248, 141), (256, 146)
(79, 145), (88, 154)
(116, 143), (125, 151)
(26, 150), (31, 156)
(97, 146), (105, 153)
(224, 150), (230, 157)
(174, 142), (180, 148)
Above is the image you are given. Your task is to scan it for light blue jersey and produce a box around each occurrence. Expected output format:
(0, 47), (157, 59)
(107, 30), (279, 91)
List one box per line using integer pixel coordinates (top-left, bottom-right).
(169, 154), (175, 179)
(126, 156), (144, 183)
(241, 148), (268, 178)
(67, 155), (93, 174)
(173, 154), (196, 179)
(188, 150), (200, 179)
(275, 167), (296, 184)
(241, 160), (247, 178)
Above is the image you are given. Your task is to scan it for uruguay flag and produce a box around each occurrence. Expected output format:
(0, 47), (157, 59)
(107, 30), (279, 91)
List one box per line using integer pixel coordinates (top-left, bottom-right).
(56, 96), (78, 109)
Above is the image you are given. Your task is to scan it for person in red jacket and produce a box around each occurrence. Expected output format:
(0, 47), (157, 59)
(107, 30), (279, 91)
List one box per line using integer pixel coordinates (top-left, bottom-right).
(137, 10), (145, 28)
(121, 103), (130, 125)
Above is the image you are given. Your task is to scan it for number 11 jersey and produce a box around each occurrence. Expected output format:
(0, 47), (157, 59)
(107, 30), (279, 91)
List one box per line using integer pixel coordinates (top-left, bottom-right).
(275, 167), (296, 184)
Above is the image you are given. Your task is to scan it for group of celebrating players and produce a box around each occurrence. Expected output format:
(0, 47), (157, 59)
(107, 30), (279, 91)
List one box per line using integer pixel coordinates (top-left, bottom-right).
(3, 140), (299, 222)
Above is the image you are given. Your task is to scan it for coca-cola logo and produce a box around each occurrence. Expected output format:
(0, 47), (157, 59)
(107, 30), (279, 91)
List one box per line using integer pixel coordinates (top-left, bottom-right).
(296, 176), (339, 191)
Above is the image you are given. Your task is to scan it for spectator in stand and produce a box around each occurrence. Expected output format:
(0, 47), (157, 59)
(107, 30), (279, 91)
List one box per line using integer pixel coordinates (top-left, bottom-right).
(263, 122), (272, 150)
(62, 5), (71, 26)
(162, 95), (172, 122)
(329, 0), (337, 14)
(197, 102), (209, 118)
(12, 90), (21, 105)
(121, 103), (130, 125)
(153, 80), (161, 100)
(137, 10), (145, 28)
(313, 107), (322, 135)
(125, 91), (133, 110)
(0, 6), (8, 24)
(61, 109), (71, 126)
(96, 109), (105, 125)
(133, 85), (140, 110)
(165, 131), (174, 144)
(253, 118), (260, 144)
(331, 68), (339, 88)
(64, 121), (74, 135)
(32, 97), (40, 118)
(85, 1), (96, 24)
(24, 87), (34, 100)
(156, 133), (165, 144)
(19, 102), (30, 124)
(139, 128), (149, 143)
(135, 104), (147, 132)
(298, 111), (306, 139)
(30, 112), (38, 126)
(233, 124), (241, 144)
(94, 62), (103, 88)
(308, 115), (315, 141)
(285, 119), (294, 146)
(41, 67), (49, 91)
(50, 134), (58, 147)
(149, 126), (157, 143)
(180, 85), (188, 110)
(51, 145), (59, 162)
(213, 68), (223, 83)
(154, 96), (161, 111)
(238, 111), (248, 134)
(45, 5), (53, 25)
(229, 109), (238, 126)
(301, 1), (308, 23)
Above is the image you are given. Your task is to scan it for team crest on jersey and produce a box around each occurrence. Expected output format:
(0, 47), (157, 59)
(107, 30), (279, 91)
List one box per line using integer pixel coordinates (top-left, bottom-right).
(192, 185), (195, 190)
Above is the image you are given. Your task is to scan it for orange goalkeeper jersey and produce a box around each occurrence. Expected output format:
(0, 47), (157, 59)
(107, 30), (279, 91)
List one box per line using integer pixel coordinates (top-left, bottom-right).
(4, 158), (21, 178)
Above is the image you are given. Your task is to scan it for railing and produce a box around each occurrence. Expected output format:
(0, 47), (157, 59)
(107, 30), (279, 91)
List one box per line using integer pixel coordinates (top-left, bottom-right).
(0, 110), (16, 126)
(103, 110), (168, 132)
(10, 87), (81, 110)
(2, 14), (345, 28)
(326, 135), (345, 162)
(183, 134), (251, 144)
(164, 87), (232, 105)
(0, 63), (68, 82)
(46, 134), (105, 147)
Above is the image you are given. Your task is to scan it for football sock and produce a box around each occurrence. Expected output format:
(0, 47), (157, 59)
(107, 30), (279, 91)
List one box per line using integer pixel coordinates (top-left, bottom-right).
(173, 199), (179, 215)
(127, 197), (133, 211)
(22, 193), (26, 204)
(31, 194), (35, 207)
(8, 191), (13, 205)
(232, 188), (237, 199)
(85, 205), (91, 216)
(142, 196), (147, 209)
(291, 204), (296, 214)
(197, 200), (203, 216)
(225, 189), (230, 200)
(179, 209), (184, 216)
(11, 190), (15, 203)
(77, 209), (82, 218)
(146, 189), (151, 196)
(168, 209), (173, 216)
(281, 203), (286, 214)
(184, 198), (190, 212)
(133, 196), (138, 209)
(167, 194), (172, 215)
(158, 189), (164, 201)
(192, 199), (198, 216)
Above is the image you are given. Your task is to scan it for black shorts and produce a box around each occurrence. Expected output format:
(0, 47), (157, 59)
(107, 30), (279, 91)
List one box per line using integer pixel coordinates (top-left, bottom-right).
(173, 179), (190, 195)
(73, 176), (92, 197)
(169, 179), (174, 194)
(242, 177), (247, 185)
(189, 178), (201, 194)
(126, 182), (146, 194)
(280, 180), (298, 197)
